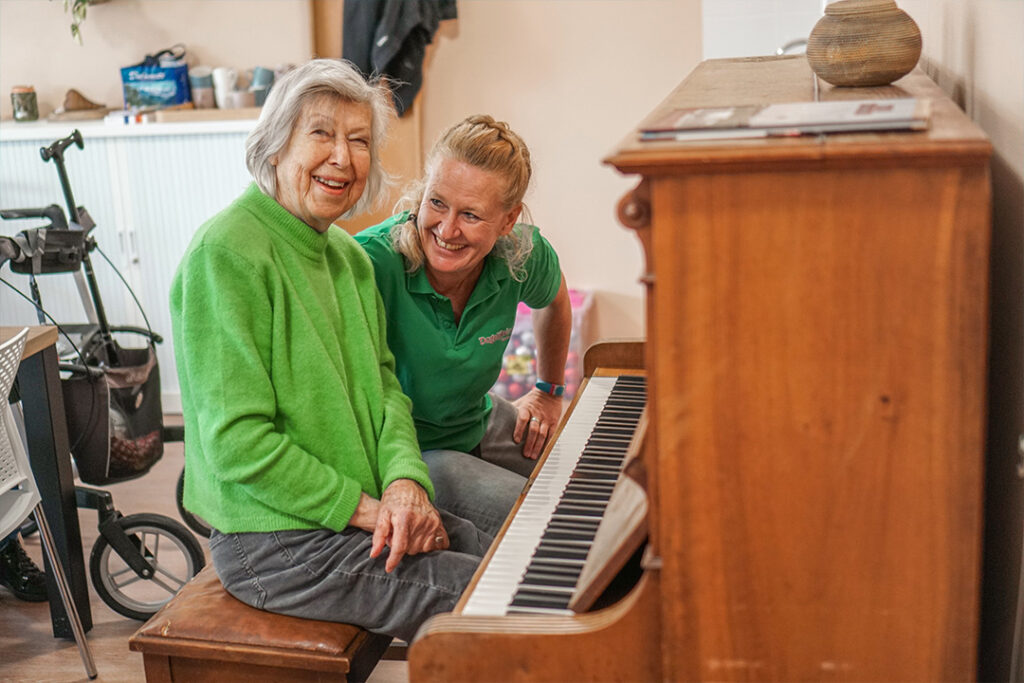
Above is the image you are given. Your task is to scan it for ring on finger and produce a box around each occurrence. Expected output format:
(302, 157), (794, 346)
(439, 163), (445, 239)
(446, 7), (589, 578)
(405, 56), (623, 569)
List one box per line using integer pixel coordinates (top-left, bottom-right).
(530, 416), (540, 423)
(434, 534), (444, 547)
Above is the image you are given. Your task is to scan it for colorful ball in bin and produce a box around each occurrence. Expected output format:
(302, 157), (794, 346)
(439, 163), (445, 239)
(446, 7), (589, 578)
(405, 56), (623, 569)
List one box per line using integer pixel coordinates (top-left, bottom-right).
(505, 353), (532, 376)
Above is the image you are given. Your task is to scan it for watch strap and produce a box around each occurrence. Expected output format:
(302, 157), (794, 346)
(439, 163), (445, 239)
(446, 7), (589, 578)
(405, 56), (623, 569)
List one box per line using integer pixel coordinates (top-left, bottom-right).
(535, 380), (565, 397)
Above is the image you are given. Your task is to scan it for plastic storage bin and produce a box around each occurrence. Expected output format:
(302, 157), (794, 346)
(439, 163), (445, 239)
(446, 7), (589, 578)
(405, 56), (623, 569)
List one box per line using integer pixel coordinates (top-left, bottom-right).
(491, 289), (592, 401)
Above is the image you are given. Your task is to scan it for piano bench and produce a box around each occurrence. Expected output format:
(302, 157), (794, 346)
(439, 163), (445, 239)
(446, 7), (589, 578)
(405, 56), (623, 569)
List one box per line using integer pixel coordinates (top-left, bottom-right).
(128, 565), (392, 683)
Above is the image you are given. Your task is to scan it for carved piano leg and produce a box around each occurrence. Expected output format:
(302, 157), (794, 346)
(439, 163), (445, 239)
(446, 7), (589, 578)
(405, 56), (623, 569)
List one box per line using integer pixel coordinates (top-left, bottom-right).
(408, 573), (662, 682)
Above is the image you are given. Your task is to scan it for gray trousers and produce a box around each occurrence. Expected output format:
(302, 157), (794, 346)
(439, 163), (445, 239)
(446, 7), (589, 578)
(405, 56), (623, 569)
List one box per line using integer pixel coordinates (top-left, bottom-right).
(421, 393), (540, 538)
(209, 509), (492, 643)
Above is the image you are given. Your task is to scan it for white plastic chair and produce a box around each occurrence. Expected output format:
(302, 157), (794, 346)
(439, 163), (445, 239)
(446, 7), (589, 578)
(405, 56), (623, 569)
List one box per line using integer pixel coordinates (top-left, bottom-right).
(1, 327), (96, 679)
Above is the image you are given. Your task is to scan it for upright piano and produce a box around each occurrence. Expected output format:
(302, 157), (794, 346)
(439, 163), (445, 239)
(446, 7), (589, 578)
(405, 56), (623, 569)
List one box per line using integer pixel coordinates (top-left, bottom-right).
(409, 56), (991, 681)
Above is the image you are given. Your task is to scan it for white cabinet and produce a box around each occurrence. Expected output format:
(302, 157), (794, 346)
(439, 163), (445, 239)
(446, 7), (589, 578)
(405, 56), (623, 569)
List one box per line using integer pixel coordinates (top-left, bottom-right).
(0, 119), (256, 411)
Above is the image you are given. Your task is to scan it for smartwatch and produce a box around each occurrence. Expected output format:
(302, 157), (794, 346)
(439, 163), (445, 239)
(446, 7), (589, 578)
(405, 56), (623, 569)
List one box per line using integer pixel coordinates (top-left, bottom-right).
(535, 380), (565, 397)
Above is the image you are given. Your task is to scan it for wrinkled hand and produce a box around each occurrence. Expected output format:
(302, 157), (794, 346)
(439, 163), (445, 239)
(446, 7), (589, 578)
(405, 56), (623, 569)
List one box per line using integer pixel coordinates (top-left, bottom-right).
(512, 389), (565, 460)
(369, 479), (447, 572)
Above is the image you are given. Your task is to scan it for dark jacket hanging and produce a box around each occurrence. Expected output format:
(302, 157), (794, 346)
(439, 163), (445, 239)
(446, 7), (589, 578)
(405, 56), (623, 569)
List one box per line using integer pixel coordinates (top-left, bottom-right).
(342, 0), (458, 116)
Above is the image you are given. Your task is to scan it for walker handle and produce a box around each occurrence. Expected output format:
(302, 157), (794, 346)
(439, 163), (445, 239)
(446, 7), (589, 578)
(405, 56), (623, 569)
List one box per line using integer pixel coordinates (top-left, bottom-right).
(40, 129), (84, 163)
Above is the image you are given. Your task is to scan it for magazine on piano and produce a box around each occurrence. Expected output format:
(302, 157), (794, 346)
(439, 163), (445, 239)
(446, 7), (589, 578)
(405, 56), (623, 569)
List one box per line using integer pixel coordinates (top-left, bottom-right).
(639, 97), (931, 142)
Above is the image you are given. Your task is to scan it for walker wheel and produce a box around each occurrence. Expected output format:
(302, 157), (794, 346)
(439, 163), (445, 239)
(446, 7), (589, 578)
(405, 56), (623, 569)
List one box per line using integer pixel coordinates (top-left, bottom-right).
(89, 513), (205, 620)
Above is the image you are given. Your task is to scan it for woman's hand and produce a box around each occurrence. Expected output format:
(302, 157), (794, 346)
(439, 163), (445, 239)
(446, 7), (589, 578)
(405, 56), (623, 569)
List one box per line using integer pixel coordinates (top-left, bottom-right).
(512, 390), (564, 460)
(348, 493), (382, 533)
(369, 479), (448, 572)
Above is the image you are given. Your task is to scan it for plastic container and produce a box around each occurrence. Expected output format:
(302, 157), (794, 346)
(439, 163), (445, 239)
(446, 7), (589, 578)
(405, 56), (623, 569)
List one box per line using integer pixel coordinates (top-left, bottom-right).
(491, 288), (592, 401)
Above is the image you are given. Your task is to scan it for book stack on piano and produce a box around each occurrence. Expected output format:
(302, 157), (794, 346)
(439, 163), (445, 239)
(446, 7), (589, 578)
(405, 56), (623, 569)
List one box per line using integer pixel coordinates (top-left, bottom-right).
(639, 97), (931, 142)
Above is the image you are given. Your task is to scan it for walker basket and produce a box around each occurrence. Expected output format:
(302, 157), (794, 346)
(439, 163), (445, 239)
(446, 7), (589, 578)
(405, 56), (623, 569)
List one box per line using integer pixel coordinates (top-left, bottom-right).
(62, 339), (164, 485)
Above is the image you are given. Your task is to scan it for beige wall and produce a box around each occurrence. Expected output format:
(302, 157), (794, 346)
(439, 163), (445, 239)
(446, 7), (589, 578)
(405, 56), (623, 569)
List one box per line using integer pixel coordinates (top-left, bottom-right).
(0, 0), (312, 119)
(897, 1), (1024, 679)
(420, 1), (702, 343)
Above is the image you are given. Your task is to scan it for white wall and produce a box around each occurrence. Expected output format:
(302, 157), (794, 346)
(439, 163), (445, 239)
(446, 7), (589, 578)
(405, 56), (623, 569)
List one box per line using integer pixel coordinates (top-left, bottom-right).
(421, 1), (702, 343)
(702, 0), (823, 58)
(0, 0), (312, 120)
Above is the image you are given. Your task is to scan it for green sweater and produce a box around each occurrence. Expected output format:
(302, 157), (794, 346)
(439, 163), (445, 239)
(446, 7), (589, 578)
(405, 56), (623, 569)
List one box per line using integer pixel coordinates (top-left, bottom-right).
(170, 183), (431, 534)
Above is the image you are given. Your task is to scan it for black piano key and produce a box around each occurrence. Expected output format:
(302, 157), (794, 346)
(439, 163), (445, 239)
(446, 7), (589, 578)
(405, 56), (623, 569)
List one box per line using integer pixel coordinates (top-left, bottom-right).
(586, 438), (631, 450)
(521, 571), (579, 587)
(541, 529), (593, 543)
(589, 428), (634, 438)
(544, 527), (598, 541)
(509, 594), (571, 610)
(562, 483), (615, 496)
(522, 560), (582, 577)
(550, 512), (603, 525)
(526, 557), (585, 570)
(546, 518), (601, 531)
(514, 582), (576, 596)
(550, 497), (607, 509)
(561, 501), (606, 511)
(534, 546), (590, 561)
(570, 469), (619, 481)
(554, 497), (607, 509)
(563, 478), (616, 489)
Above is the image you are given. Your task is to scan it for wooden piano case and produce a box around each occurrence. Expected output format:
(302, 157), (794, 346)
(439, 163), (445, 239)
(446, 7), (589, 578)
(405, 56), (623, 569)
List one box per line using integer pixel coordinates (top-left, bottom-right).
(410, 55), (991, 681)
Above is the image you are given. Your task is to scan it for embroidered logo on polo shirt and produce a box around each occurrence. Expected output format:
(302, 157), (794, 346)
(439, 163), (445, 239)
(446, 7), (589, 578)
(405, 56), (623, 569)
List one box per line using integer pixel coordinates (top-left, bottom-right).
(478, 327), (513, 345)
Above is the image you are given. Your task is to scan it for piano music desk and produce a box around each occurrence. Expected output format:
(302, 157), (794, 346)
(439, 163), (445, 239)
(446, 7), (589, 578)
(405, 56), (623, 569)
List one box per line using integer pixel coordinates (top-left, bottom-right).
(129, 565), (392, 682)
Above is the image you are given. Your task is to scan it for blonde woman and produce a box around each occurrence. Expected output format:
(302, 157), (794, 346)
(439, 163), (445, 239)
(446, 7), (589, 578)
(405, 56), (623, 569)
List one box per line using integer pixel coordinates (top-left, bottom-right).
(355, 115), (572, 536)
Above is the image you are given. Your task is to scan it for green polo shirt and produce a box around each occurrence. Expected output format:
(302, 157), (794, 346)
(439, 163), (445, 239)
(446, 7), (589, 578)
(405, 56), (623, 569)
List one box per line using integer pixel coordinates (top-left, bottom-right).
(355, 212), (562, 453)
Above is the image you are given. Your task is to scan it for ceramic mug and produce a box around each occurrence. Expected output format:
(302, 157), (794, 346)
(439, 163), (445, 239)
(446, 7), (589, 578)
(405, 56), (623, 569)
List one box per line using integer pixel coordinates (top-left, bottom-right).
(227, 89), (255, 109)
(249, 66), (275, 89)
(188, 66), (213, 90)
(192, 86), (215, 109)
(212, 67), (238, 109)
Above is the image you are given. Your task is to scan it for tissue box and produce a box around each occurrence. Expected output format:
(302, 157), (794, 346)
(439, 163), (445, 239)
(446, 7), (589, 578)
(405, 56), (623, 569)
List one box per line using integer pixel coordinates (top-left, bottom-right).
(492, 289), (592, 401)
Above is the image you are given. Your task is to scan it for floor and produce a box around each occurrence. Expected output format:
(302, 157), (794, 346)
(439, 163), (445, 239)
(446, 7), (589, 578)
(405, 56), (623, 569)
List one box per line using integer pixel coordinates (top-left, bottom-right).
(0, 423), (409, 683)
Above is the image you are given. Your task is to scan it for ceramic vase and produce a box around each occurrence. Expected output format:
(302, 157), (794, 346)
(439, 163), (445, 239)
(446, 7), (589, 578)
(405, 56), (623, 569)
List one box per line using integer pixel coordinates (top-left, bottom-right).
(806, 0), (922, 87)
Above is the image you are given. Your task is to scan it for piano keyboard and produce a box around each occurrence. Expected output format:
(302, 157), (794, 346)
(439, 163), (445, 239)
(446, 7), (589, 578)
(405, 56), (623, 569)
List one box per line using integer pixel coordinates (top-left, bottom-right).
(462, 374), (647, 617)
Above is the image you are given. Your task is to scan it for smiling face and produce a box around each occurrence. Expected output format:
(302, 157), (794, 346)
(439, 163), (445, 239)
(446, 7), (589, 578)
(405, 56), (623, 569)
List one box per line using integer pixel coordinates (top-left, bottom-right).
(272, 95), (372, 232)
(417, 157), (521, 288)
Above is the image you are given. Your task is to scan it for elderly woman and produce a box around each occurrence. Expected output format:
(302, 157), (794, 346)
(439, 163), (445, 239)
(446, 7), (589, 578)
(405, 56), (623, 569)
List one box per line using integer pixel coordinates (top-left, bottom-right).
(170, 60), (490, 642)
(355, 115), (573, 537)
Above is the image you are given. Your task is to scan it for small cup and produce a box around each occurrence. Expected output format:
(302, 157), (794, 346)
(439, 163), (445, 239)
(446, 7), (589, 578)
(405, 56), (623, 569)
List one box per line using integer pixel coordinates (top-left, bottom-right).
(249, 66), (275, 89)
(11, 85), (39, 122)
(212, 67), (238, 109)
(227, 90), (255, 109)
(188, 66), (214, 90)
(192, 86), (215, 109)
